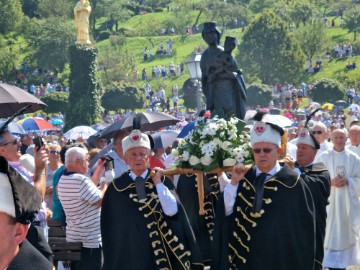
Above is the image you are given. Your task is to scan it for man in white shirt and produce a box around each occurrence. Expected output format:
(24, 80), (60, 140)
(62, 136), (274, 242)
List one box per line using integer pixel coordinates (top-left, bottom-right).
(347, 124), (360, 156)
(58, 147), (107, 270)
(101, 129), (202, 269)
(107, 130), (129, 178)
(312, 122), (333, 162)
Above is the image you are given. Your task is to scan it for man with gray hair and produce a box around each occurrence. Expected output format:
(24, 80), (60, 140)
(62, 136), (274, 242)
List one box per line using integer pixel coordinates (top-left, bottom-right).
(312, 122), (333, 162)
(58, 146), (107, 270)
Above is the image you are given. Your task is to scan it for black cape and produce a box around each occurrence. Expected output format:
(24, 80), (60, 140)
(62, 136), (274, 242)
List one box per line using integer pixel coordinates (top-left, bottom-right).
(212, 164), (324, 270)
(7, 239), (53, 270)
(298, 162), (331, 270)
(101, 169), (204, 270)
(176, 173), (220, 264)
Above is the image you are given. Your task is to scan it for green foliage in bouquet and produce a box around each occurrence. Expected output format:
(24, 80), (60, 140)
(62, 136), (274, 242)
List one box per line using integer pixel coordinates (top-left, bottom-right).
(174, 116), (254, 172)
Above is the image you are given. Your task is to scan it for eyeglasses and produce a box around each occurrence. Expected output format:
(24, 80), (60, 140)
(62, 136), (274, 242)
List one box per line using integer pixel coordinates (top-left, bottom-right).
(50, 150), (60, 155)
(0, 139), (18, 147)
(252, 147), (277, 154)
(129, 153), (148, 160)
(312, 131), (323, 135)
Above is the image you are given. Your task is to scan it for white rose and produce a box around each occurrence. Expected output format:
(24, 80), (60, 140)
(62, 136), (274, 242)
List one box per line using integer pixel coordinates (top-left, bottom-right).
(200, 156), (213, 166)
(182, 151), (190, 161)
(223, 158), (236, 167)
(221, 141), (231, 150)
(189, 155), (200, 165)
(172, 149), (179, 157)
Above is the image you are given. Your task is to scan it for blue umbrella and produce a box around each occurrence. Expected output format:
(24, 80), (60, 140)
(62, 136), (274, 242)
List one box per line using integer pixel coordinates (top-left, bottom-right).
(0, 120), (26, 135)
(51, 118), (64, 125)
(177, 121), (196, 138)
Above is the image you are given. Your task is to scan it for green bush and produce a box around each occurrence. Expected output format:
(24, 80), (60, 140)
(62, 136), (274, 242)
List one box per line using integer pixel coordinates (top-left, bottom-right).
(154, 7), (163, 12)
(98, 31), (111, 41)
(311, 78), (345, 103)
(41, 92), (69, 114)
(246, 83), (273, 108)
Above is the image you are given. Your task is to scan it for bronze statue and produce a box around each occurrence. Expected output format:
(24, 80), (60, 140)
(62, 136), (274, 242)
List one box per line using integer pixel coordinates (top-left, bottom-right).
(74, 0), (92, 45)
(200, 22), (246, 119)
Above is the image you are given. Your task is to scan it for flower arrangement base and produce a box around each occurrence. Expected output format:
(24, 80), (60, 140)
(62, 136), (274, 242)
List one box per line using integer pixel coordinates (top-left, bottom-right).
(150, 166), (249, 215)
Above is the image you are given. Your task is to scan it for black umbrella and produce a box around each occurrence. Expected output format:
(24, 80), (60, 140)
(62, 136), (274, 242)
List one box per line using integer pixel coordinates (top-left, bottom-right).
(335, 100), (348, 107)
(0, 83), (47, 117)
(99, 112), (180, 139)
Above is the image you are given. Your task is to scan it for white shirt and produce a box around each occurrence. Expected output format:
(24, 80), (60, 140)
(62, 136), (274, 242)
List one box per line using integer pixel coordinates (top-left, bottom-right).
(58, 173), (102, 248)
(108, 150), (129, 178)
(129, 170), (178, 216)
(223, 163), (281, 216)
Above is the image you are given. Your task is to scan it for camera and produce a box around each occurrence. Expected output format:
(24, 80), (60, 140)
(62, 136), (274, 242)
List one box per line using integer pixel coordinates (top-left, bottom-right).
(100, 155), (114, 171)
(33, 136), (44, 150)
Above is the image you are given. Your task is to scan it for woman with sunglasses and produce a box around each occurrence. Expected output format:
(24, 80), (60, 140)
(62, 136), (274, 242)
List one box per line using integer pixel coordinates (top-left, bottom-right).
(45, 144), (63, 209)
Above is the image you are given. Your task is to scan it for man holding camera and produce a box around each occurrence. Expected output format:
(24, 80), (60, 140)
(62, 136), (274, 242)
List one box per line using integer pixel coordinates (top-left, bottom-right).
(0, 130), (53, 263)
(58, 146), (108, 270)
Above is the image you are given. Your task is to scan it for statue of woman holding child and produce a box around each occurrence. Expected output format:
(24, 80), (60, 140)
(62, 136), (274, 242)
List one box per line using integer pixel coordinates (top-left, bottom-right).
(200, 22), (246, 119)
(74, 0), (92, 45)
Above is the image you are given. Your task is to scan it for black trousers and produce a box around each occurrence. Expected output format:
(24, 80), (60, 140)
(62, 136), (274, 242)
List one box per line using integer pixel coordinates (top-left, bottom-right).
(71, 246), (102, 270)
(329, 268), (346, 270)
(26, 223), (54, 264)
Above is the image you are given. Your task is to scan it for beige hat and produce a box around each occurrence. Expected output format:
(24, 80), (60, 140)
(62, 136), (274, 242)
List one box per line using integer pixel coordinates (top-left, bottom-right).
(19, 154), (35, 174)
(122, 130), (151, 155)
(296, 128), (320, 149)
(0, 172), (16, 218)
(250, 121), (282, 147)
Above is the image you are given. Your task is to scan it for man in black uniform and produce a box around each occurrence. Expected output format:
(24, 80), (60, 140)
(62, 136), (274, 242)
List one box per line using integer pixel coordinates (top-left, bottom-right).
(0, 157), (53, 270)
(295, 124), (331, 270)
(101, 129), (203, 270)
(212, 113), (330, 270)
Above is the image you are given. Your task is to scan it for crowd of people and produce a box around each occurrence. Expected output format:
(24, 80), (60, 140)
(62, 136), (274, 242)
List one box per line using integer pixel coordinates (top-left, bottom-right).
(3, 100), (360, 269)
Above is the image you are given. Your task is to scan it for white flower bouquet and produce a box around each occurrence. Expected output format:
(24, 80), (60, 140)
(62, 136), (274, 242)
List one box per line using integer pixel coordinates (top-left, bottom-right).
(173, 116), (253, 172)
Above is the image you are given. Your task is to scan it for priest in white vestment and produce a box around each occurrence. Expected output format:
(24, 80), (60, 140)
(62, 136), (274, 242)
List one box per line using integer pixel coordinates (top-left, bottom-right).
(318, 128), (360, 270)
(347, 124), (360, 157)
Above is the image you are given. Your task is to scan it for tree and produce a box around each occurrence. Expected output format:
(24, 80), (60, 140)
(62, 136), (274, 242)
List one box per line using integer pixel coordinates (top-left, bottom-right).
(0, 37), (18, 81)
(204, 0), (248, 36)
(343, 6), (360, 41)
(311, 78), (345, 103)
(101, 82), (145, 111)
(248, 0), (276, 14)
(246, 83), (273, 107)
(288, 1), (314, 27)
(37, 0), (72, 18)
(294, 20), (327, 68)
(94, 0), (131, 32)
(40, 92), (69, 114)
(237, 9), (305, 84)
(0, 0), (24, 35)
(164, 1), (193, 42)
(21, 0), (39, 18)
(23, 17), (75, 71)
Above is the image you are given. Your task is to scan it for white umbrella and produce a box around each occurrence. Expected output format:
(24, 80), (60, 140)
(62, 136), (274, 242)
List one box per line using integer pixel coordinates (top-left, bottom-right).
(244, 110), (257, 123)
(152, 130), (180, 149)
(310, 102), (321, 109)
(263, 114), (293, 128)
(64, 125), (97, 140)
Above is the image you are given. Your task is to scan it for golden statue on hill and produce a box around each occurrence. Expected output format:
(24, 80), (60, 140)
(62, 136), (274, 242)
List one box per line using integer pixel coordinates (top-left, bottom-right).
(74, 0), (92, 45)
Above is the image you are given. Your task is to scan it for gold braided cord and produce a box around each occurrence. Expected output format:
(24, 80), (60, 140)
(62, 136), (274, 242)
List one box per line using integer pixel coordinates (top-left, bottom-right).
(267, 175), (300, 189)
(237, 207), (257, 227)
(233, 231), (250, 252)
(112, 181), (135, 192)
(228, 243), (246, 263)
(239, 193), (252, 207)
(235, 218), (251, 241)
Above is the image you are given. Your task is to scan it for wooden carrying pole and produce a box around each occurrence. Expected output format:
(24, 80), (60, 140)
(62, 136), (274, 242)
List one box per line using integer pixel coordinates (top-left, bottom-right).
(149, 166), (248, 215)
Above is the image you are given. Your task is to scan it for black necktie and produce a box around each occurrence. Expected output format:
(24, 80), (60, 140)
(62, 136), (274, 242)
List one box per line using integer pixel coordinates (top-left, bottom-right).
(252, 173), (268, 213)
(135, 176), (147, 200)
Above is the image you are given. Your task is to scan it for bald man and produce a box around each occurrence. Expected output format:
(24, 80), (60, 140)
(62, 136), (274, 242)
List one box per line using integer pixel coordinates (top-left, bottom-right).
(347, 124), (360, 156)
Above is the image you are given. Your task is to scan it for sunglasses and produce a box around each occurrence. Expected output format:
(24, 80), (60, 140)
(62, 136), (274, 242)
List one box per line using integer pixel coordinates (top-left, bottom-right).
(312, 131), (323, 135)
(252, 147), (277, 154)
(50, 150), (60, 155)
(0, 139), (18, 147)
